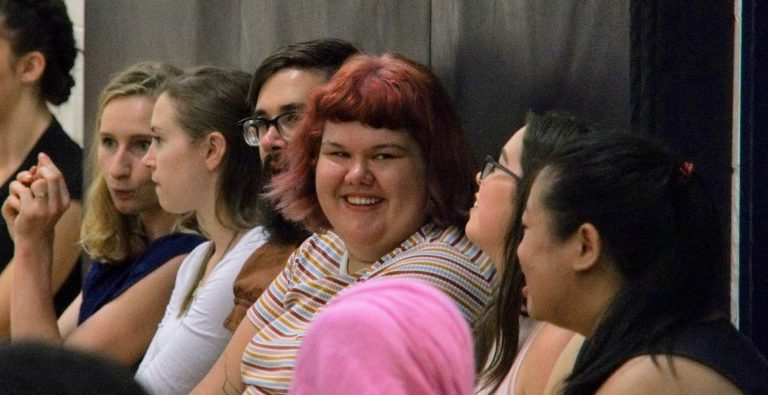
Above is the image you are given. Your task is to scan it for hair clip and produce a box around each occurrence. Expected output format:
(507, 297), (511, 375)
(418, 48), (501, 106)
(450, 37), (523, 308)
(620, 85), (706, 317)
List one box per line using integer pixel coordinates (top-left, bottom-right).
(677, 161), (694, 183)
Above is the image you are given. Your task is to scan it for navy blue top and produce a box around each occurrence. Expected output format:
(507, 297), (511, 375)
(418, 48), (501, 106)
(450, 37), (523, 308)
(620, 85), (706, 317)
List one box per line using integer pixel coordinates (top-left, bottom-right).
(78, 233), (206, 324)
(635, 316), (768, 394)
(0, 118), (83, 314)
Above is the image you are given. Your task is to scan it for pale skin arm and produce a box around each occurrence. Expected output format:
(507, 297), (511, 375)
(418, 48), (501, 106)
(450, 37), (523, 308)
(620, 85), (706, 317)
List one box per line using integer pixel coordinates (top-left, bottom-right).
(3, 155), (72, 342)
(11, 241), (185, 365)
(543, 331), (585, 395)
(56, 292), (82, 339)
(516, 323), (577, 395)
(194, 254), (295, 394)
(0, 165), (83, 339)
(3, 154), (188, 365)
(62, 254), (185, 365)
(596, 355), (742, 394)
(191, 315), (258, 394)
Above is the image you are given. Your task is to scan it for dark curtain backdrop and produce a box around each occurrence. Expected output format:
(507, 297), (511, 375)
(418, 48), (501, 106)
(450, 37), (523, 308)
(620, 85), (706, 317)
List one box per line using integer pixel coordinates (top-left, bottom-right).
(740, 0), (768, 356)
(630, 0), (734, 314)
(84, 0), (629, 164)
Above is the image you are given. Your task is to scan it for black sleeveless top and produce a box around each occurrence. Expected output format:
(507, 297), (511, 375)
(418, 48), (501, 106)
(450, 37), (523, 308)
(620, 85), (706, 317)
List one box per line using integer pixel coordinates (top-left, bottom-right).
(611, 317), (768, 394)
(0, 118), (83, 314)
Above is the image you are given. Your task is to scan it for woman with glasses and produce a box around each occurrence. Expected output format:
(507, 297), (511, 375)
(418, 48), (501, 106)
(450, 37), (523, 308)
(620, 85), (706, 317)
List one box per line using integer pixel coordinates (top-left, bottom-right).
(135, 67), (268, 394)
(467, 112), (594, 395)
(195, 53), (496, 394)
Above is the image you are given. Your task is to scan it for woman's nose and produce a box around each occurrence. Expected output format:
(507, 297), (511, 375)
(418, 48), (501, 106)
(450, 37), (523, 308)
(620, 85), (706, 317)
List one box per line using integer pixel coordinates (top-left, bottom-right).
(141, 143), (156, 168)
(345, 160), (374, 185)
(108, 149), (131, 178)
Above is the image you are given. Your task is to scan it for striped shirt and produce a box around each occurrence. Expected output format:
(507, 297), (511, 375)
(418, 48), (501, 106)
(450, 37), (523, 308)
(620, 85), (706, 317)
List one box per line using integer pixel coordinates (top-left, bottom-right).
(242, 223), (496, 394)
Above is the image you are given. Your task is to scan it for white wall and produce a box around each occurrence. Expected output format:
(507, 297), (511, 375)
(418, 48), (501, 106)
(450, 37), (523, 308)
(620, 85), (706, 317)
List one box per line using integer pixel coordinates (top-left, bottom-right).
(48, 0), (84, 146)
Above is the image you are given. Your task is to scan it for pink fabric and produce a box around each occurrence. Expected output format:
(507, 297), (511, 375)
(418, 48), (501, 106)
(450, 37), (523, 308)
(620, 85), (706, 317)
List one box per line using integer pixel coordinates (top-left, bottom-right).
(289, 278), (475, 395)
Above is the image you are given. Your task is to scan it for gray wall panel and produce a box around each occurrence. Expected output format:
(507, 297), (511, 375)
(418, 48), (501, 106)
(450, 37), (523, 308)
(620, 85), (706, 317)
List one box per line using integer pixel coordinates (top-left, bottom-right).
(432, 0), (629, 159)
(85, 0), (629, 168)
(238, 0), (431, 71)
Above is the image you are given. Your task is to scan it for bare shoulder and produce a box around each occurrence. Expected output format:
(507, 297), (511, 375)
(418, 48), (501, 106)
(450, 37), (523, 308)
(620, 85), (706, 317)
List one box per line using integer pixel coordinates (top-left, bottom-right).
(596, 355), (743, 395)
(517, 323), (577, 395)
(544, 332), (585, 395)
(515, 323), (574, 394)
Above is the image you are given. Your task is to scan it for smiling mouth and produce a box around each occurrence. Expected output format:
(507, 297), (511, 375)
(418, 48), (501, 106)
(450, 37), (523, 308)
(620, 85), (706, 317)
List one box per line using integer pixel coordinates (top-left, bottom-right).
(345, 196), (383, 206)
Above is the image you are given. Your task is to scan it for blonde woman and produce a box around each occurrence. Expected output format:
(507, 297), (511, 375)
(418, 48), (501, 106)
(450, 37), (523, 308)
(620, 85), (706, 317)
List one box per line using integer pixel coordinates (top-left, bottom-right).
(2, 62), (205, 365)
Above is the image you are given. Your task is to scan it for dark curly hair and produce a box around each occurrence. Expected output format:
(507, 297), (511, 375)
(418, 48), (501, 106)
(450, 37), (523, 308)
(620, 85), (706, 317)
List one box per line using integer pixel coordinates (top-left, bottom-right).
(0, 0), (77, 105)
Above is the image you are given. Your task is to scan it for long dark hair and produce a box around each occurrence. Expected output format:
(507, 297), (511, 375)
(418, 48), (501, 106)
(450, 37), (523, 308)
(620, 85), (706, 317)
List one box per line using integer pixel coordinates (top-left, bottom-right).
(536, 131), (726, 393)
(476, 112), (593, 390)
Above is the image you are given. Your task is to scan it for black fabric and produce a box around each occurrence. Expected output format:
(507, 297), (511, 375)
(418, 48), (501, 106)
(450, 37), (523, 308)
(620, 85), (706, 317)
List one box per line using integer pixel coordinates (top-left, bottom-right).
(0, 118), (83, 315)
(78, 233), (206, 325)
(739, 0), (768, 359)
(640, 317), (768, 394)
(630, 0), (733, 313)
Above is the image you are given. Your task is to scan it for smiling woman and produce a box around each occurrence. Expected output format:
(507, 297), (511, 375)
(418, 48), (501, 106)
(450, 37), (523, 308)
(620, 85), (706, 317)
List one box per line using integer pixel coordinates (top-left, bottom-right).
(314, 121), (429, 272)
(200, 53), (496, 394)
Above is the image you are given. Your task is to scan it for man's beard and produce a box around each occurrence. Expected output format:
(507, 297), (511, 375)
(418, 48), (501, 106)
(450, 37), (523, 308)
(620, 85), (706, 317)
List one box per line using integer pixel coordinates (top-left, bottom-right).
(262, 152), (281, 177)
(257, 153), (311, 245)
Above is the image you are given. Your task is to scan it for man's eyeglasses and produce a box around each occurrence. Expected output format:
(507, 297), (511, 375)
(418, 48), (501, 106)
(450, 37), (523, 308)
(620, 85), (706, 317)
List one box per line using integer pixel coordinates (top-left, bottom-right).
(238, 111), (303, 147)
(481, 155), (521, 182)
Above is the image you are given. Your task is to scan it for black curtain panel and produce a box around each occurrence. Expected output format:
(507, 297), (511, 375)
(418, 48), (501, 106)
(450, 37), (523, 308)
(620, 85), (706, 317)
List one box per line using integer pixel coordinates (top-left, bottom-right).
(739, 0), (768, 357)
(630, 0), (734, 313)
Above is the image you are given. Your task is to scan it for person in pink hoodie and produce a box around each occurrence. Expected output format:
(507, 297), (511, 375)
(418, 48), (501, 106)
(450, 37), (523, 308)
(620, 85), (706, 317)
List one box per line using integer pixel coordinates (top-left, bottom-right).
(290, 278), (474, 395)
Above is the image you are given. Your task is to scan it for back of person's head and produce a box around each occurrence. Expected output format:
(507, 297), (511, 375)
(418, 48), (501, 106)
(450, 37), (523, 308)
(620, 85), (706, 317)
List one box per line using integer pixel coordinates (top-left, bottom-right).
(0, 341), (148, 394)
(163, 66), (259, 230)
(536, 131), (725, 394)
(80, 62), (182, 264)
(248, 38), (361, 106)
(290, 278), (474, 395)
(520, 111), (593, 176)
(478, 111), (595, 390)
(0, 0), (76, 105)
(272, 53), (475, 231)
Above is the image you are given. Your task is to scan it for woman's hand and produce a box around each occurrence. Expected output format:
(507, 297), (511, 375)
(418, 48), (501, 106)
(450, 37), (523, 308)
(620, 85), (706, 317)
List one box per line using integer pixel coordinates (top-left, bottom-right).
(1, 153), (71, 246)
(1, 167), (35, 240)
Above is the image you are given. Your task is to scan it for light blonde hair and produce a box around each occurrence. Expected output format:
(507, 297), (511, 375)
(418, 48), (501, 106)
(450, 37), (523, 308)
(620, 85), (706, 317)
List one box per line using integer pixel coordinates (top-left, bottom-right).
(80, 62), (184, 264)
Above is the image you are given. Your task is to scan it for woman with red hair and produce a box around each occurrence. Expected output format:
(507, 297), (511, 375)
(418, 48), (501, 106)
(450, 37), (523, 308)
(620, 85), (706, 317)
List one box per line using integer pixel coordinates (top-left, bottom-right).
(196, 53), (496, 394)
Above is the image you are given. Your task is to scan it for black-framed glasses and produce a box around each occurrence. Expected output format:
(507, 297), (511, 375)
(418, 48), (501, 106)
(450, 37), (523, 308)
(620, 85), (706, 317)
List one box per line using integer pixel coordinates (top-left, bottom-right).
(481, 155), (521, 182)
(238, 111), (303, 147)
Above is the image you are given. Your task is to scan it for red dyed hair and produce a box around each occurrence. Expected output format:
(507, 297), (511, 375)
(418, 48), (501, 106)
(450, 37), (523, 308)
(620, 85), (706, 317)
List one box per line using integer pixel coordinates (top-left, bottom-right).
(268, 53), (475, 232)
